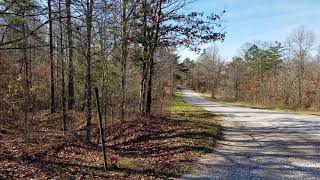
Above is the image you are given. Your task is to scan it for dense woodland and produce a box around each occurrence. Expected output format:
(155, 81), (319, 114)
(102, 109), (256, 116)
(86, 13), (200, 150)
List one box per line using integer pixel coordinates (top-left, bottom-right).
(0, 0), (224, 140)
(0, 0), (225, 178)
(183, 26), (320, 110)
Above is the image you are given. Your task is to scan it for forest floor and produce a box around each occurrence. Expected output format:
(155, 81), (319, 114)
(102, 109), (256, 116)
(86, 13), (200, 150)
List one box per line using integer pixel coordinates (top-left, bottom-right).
(201, 93), (320, 116)
(0, 92), (221, 179)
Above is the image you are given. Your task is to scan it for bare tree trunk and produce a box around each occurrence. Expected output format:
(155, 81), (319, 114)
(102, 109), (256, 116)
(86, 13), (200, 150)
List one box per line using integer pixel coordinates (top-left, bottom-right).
(298, 60), (304, 108)
(85, 0), (94, 143)
(111, 96), (114, 135)
(146, 1), (162, 115)
(169, 58), (174, 95)
(212, 65), (222, 99)
(48, 0), (55, 113)
(139, 1), (148, 115)
(22, 13), (30, 141)
(66, 0), (75, 110)
(211, 83), (215, 99)
(23, 51), (30, 141)
(99, 28), (108, 138)
(120, 0), (128, 132)
(59, 0), (67, 132)
(139, 61), (147, 114)
(146, 55), (154, 115)
(234, 77), (239, 101)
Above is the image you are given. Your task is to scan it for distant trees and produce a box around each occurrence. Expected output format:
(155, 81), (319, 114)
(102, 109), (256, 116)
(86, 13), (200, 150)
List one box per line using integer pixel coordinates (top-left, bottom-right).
(186, 26), (320, 111)
(178, 58), (195, 85)
(226, 57), (245, 101)
(191, 46), (224, 98)
(196, 42), (285, 105)
(240, 42), (284, 103)
(287, 26), (315, 108)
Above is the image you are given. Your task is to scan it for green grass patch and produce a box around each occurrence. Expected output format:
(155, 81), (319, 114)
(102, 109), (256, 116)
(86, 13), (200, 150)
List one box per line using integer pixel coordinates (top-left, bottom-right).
(171, 91), (222, 147)
(167, 90), (222, 174)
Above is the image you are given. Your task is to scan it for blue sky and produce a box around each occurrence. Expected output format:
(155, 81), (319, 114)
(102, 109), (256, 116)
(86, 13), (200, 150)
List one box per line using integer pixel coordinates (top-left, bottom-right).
(177, 0), (320, 61)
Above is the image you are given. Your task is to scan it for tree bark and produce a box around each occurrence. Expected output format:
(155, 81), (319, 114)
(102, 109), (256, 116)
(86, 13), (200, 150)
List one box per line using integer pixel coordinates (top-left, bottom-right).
(145, 1), (162, 115)
(139, 1), (148, 115)
(211, 83), (215, 99)
(85, 0), (94, 143)
(22, 13), (31, 141)
(139, 61), (147, 114)
(48, 0), (55, 113)
(120, 0), (128, 132)
(146, 55), (154, 115)
(59, 0), (67, 132)
(298, 58), (304, 108)
(66, 0), (75, 110)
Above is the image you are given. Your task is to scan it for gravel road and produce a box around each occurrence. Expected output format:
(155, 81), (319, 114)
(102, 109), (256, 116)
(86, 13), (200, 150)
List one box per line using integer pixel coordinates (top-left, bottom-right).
(182, 89), (320, 180)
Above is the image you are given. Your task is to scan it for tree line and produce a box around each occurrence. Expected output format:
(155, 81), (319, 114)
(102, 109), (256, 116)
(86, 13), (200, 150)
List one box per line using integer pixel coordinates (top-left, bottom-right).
(0, 0), (225, 143)
(183, 26), (320, 110)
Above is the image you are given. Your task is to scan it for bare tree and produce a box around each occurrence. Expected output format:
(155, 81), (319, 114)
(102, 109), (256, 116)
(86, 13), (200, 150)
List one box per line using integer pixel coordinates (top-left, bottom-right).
(58, 0), (67, 132)
(287, 26), (315, 108)
(120, 0), (128, 133)
(66, 0), (75, 110)
(192, 46), (225, 98)
(85, 0), (94, 143)
(48, 0), (55, 113)
(228, 57), (244, 101)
